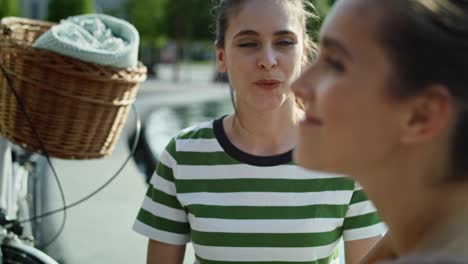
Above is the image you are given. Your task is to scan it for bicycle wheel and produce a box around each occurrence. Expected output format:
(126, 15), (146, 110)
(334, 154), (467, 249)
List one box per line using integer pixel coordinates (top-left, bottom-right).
(1, 239), (58, 264)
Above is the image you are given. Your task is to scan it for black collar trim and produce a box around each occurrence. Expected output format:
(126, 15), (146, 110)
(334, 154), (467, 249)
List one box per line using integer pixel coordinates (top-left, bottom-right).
(213, 115), (293, 167)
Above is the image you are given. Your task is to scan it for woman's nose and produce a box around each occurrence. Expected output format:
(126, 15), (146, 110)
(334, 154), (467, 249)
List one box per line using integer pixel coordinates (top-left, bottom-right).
(257, 46), (278, 70)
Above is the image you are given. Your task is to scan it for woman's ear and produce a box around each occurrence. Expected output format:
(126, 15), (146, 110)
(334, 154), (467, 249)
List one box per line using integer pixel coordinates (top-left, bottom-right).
(215, 41), (227, 73)
(400, 85), (454, 145)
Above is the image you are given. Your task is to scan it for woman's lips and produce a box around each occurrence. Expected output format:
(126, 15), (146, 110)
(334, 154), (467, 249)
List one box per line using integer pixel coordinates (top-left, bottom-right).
(254, 80), (281, 89)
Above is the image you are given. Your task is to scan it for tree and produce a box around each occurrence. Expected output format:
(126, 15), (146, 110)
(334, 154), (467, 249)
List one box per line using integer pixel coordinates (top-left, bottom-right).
(47, 0), (94, 22)
(127, 0), (167, 44)
(0, 0), (19, 18)
(126, 0), (168, 76)
(163, 0), (214, 41)
(308, 0), (336, 41)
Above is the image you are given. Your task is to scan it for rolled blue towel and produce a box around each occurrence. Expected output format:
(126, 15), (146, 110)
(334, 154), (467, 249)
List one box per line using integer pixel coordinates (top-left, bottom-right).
(33, 14), (139, 69)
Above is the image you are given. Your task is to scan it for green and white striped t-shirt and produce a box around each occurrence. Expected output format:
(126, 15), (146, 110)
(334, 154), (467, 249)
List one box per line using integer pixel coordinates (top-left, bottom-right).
(133, 116), (385, 264)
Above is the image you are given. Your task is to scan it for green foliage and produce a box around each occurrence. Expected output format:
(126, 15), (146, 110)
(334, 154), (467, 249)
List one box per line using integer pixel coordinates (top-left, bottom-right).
(127, 0), (167, 44)
(47, 0), (95, 22)
(307, 0), (336, 41)
(127, 0), (214, 43)
(0, 0), (19, 18)
(162, 0), (214, 41)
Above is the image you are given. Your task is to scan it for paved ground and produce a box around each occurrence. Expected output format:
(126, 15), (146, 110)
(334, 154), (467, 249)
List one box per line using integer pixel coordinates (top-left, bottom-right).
(42, 74), (229, 264)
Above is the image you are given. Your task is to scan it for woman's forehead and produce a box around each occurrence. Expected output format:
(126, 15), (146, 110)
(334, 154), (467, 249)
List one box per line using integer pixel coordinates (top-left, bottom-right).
(226, 0), (303, 37)
(320, 0), (384, 50)
(319, 0), (393, 71)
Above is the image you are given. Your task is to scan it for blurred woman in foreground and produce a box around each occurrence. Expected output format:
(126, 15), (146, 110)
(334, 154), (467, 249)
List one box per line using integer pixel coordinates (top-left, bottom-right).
(293, 0), (468, 262)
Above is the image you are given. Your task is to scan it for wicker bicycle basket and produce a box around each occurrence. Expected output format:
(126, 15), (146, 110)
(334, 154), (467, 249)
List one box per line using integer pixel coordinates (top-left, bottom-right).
(0, 17), (147, 159)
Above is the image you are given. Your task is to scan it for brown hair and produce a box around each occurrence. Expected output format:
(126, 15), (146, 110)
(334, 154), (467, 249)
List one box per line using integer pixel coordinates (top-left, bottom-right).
(375, 0), (468, 177)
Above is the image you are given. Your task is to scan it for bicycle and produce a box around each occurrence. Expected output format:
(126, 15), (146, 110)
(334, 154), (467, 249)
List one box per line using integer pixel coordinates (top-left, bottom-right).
(0, 65), (143, 264)
(0, 15), (146, 263)
(0, 136), (58, 264)
(0, 100), (142, 264)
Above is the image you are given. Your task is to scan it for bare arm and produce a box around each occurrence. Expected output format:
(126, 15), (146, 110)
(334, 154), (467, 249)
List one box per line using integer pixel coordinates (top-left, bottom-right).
(344, 236), (381, 264)
(147, 239), (186, 264)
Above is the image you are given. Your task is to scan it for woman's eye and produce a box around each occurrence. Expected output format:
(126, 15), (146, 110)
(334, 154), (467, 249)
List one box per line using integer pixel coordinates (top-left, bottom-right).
(238, 42), (258, 48)
(325, 56), (345, 73)
(276, 40), (296, 47)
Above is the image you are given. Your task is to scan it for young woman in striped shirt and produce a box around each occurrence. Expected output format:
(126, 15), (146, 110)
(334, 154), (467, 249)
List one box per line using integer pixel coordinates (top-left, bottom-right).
(134, 0), (385, 263)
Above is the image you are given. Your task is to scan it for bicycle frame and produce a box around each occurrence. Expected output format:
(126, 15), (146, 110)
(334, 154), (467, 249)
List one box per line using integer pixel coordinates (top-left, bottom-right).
(0, 136), (16, 222)
(0, 136), (58, 264)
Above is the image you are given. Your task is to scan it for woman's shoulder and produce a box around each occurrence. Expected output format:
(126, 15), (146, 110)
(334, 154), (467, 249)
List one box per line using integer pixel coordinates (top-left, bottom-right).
(174, 118), (219, 140)
(379, 253), (468, 264)
(161, 118), (220, 157)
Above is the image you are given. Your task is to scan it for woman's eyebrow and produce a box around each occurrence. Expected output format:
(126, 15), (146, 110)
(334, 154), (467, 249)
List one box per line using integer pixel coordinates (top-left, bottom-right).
(233, 29), (297, 39)
(274, 30), (297, 37)
(233, 30), (259, 39)
(321, 36), (353, 60)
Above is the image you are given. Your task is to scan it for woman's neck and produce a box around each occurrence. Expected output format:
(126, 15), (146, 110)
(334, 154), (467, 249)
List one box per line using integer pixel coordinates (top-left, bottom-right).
(414, 188), (468, 255)
(224, 101), (302, 156)
(358, 148), (468, 257)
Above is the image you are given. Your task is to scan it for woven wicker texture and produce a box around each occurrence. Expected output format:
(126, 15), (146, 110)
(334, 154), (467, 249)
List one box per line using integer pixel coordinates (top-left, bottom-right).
(0, 17), (147, 159)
